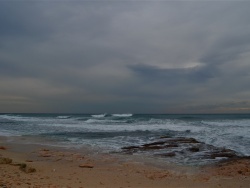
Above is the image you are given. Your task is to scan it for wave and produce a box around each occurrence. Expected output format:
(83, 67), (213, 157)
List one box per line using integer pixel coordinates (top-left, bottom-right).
(112, 113), (133, 117)
(201, 119), (250, 127)
(0, 114), (21, 120)
(0, 114), (34, 122)
(85, 119), (126, 124)
(91, 114), (106, 118)
(57, 116), (71, 119)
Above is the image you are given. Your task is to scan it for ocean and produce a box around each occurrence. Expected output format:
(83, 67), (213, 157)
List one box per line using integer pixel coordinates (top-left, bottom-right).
(0, 113), (250, 165)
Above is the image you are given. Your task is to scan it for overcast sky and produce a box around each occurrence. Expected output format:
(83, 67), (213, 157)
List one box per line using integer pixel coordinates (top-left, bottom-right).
(1, 1), (250, 114)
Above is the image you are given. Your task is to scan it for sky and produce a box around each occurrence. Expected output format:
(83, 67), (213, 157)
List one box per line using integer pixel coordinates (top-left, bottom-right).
(1, 0), (250, 114)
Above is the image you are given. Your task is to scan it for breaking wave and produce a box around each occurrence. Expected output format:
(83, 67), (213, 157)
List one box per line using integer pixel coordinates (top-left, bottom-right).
(57, 116), (71, 119)
(112, 113), (133, 117)
(91, 114), (107, 118)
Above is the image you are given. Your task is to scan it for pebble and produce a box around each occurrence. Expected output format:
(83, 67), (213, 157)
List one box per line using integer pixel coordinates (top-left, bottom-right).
(79, 164), (94, 168)
(0, 146), (7, 150)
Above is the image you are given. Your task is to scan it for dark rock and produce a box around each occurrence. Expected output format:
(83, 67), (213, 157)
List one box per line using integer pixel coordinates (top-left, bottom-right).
(160, 135), (170, 139)
(121, 146), (140, 150)
(40, 154), (51, 157)
(165, 144), (178, 148)
(0, 146), (6, 150)
(19, 163), (36, 173)
(210, 152), (238, 159)
(120, 136), (243, 164)
(24, 167), (36, 173)
(41, 148), (50, 151)
(156, 152), (176, 157)
(122, 142), (175, 153)
(19, 163), (27, 169)
(79, 164), (94, 168)
(142, 145), (164, 150)
(142, 141), (166, 147)
(221, 148), (235, 153)
(169, 137), (200, 144)
(189, 147), (200, 152)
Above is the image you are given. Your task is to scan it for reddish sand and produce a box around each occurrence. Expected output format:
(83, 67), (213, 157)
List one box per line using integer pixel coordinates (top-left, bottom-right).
(1, 140), (250, 188)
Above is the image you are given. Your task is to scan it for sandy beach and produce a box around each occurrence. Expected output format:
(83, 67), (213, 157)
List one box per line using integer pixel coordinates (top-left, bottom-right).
(1, 137), (250, 188)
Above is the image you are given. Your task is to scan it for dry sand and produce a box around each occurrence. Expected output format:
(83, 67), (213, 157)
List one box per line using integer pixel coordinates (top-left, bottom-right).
(1, 138), (250, 188)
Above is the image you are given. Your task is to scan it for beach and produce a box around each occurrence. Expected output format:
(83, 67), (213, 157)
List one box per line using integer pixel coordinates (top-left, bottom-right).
(2, 1), (250, 186)
(1, 136), (250, 188)
(1, 114), (250, 187)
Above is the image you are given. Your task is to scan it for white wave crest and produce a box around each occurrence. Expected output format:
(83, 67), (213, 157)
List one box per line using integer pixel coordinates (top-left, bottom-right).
(112, 113), (133, 117)
(0, 114), (36, 122)
(201, 119), (250, 127)
(85, 119), (126, 124)
(57, 116), (71, 119)
(85, 119), (104, 123)
(91, 114), (106, 118)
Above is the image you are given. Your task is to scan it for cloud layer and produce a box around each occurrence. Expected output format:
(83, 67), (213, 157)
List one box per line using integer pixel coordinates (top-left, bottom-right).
(1, 1), (250, 113)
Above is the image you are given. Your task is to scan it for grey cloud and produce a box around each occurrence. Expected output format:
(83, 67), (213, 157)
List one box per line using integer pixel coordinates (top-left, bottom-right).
(0, 2), (54, 42)
(200, 33), (250, 65)
(1, 1), (250, 113)
(129, 63), (218, 84)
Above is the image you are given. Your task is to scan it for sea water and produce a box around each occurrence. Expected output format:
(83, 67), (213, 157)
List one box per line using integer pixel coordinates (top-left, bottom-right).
(0, 113), (249, 165)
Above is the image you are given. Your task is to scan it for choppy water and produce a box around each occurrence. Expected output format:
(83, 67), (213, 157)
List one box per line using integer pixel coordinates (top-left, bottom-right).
(0, 113), (250, 165)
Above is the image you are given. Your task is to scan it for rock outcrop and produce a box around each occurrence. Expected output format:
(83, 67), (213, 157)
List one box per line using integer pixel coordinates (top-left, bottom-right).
(121, 136), (242, 164)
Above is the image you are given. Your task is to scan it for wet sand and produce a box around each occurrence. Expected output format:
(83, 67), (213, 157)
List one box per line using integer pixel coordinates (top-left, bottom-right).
(1, 137), (250, 188)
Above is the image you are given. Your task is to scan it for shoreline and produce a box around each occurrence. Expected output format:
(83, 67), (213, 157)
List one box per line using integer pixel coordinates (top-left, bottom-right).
(1, 136), (250, 187)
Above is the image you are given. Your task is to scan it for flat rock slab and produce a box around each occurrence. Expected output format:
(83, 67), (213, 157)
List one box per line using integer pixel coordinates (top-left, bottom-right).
(121, 136), (241, 165)
(40, 154), (51, 157)
(0, 146), (7, 150)
(79, 164), (94, 168)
